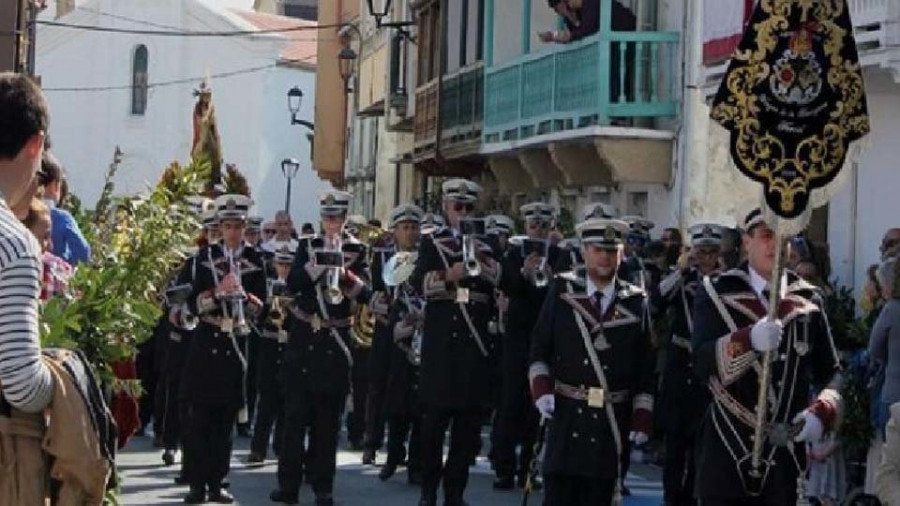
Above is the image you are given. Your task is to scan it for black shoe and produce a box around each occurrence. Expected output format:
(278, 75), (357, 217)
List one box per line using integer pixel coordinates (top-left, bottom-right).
(269, 489), (299, 504)
(174, 475), (190, 486)
(493, 475), (515, 490)
(315, 494), (335, 506)
(245, 452), (265, 466)
(207, 488), (234, 504)
(362, 448), (376, 465)
(183, 488), (205, 504)
(378, 463), (397, 481)
(408, 469), (423, 486)
(162, 450), (176, 466)
(221, 480), (231, 490)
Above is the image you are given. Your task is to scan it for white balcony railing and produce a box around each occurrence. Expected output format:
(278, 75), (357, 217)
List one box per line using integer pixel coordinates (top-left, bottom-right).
(849, 0), (892, 54)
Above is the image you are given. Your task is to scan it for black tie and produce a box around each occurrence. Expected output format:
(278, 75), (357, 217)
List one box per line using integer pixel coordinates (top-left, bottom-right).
(593, 292), (604, 315)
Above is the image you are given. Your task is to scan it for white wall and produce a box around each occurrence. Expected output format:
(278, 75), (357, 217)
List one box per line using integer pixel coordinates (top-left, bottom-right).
(828, 68), (900, 292)
(36, 0), (326, 225)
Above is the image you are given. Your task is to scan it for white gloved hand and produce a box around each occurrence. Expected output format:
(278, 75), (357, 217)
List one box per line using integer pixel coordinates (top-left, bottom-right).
(792, 410), (824, 443)
(750, 317), (783, 352)
(629, 431), (649, 446)
(534, 394), (555, 420)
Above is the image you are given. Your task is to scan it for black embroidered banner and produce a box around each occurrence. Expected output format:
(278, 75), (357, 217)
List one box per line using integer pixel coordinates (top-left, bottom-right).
(711, 0), (870, 218)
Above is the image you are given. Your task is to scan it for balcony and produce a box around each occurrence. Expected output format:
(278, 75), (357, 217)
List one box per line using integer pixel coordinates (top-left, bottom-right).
(483, 27), (680, 192)
(849, 0), (900, 69)
(413, 63), (485, 170)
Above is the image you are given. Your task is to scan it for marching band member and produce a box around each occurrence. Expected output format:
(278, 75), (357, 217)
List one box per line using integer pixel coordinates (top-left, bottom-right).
(493, 202), (560, 490)
(271, 191), (372, 506)
(528, 218), (655, 506)
(178, 194), (267, 504)
(654, 223), (724, 506)
(691, 209), (842, 505)
(246, 247), (294, 466)
(379, 204), (425, 484)
(410, 179), (501, 506)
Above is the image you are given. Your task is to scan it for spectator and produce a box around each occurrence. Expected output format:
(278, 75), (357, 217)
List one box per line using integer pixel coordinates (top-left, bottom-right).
(876, 402), (900, 505)
(661, 227), (683, 269)
(261, 221), (277, 243)
(22, 198), (73, 300)
(41, 152), (91, 265)
(882, 228), (900, 261)
(263, 210), (299, 252)
(864, 264), (887, 323)
(0, 72), (54, 417)
(301, 222), (314, 236)
(869, 259), (900, 435)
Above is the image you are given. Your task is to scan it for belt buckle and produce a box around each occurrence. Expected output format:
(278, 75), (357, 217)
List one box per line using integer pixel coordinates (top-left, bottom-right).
(310, 314), (322, 332)
(220, 317), (234, 334)
(587, 387), (605, 408)
(456, 288), (470, 304)
(278, 330), (288, 343)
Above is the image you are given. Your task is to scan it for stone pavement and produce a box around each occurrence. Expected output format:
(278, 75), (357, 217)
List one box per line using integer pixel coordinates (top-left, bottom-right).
(117, 433), (663, 505)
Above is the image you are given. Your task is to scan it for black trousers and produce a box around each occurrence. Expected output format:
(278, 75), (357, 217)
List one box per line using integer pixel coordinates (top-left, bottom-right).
(363, 385), (386, 453)
(420, 405), (483, 502)
(136, 345), (156, 430)
(156, 374), (183, 450)
(184, 402), (237, 490)
(238, 334), (259, 430)
(278, 389), (344, 496)
(250, 350), (284, 458)
(386, 413), (422, 471)
(492, 385), (539, 479)
(543, 474), (616, 506)
(346, 347), (370, 445)
(664, 431), (697, 506)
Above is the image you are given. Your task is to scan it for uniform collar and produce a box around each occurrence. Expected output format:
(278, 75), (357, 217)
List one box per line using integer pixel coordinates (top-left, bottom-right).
(586, 275), (616, 302)
(748, 264), (787, 301)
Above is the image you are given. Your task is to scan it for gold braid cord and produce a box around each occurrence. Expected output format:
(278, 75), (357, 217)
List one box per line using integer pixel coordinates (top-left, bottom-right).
(710, 0), (869, 218)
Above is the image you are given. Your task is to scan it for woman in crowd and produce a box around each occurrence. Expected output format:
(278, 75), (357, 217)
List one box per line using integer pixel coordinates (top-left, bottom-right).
(22, 198), (73, 300)
(869, 259), (900, 436)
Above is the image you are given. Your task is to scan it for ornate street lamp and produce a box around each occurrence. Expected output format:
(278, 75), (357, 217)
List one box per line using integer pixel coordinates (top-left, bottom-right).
(338, 47), (358, 94)
(281, 158), (301, 212)
(287, 86), (314, 129)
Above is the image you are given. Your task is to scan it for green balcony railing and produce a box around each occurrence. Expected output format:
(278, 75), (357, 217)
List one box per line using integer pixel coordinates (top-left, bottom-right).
(484, 30), (680, 144)
(441, 63), (484, 140)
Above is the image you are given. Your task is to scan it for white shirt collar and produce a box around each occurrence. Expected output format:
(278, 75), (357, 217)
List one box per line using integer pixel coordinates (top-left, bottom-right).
(586, 276), (616, 314)
(748, 265), (787, 301)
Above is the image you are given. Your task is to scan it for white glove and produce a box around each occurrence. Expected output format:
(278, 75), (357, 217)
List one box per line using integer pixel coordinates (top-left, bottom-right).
(629, 431), (649, 446)
(792, 410), (824, 443)
(750, 317), (783, 352)
(534, 394), (555, 420)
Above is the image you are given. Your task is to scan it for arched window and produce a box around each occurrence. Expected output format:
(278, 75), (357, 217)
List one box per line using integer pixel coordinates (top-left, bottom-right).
(132, 45), (148, 116)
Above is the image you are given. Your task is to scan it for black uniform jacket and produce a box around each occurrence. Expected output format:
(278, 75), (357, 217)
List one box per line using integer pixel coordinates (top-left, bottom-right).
(410, 226), (500, 409)
(179, 243), (267, 408)
(529, 271), (655, 479)
(368, 242), (396, 390)
(384, 281), (423, 417)
(653, 267), (712, 434)
(283, 233), (372, 397)
(691, 264), (840, 501)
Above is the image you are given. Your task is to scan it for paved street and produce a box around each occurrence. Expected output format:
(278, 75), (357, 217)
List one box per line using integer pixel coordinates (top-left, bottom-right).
(118, 432), (663, 505)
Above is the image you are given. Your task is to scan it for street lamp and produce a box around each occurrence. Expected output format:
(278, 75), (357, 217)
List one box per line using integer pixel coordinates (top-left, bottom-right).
(366, 0), (415, 35)
(287, 86), (314, 129)
(338, 47), (358, 94)
(281, 158), (301, 212)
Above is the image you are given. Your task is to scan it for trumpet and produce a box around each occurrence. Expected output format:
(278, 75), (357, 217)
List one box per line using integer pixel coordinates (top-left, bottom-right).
(165, 284), (198, 331)
(220, 252), (250, 336)
(323, 235), (345, 305)
(533, 257), (549, 287)
(268, 280), (287, 328)
(463, 233), (481, 278)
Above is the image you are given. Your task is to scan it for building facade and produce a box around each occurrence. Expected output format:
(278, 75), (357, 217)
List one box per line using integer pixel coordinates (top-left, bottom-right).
(35, 0), (331, 224)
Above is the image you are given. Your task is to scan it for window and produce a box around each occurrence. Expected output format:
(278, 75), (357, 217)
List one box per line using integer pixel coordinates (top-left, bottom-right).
(131, 45), (148, 116)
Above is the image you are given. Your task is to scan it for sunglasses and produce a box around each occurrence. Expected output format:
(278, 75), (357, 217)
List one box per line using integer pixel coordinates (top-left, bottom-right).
(263, 229), (276, 234)
(527, 220), (551, 230)
(453, 203), (475, 213)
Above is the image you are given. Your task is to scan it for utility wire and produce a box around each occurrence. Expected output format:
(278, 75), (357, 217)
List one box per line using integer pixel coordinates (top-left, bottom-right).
(41, 55), (315, 92)
(33, 19), (345, 37)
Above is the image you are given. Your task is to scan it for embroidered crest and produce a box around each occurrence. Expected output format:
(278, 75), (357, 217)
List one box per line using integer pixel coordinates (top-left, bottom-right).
(324, 193), (336, 206)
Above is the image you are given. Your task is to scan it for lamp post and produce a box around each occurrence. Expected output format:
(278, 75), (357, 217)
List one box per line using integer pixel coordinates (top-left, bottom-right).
(366, 0), (415, 38)
(287, 86), (315, 130)
(338, 47), (358, 94)
(281, 158), (300, 212)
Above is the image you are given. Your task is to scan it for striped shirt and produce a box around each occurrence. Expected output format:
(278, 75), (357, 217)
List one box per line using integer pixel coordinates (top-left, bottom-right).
(0, 197), (52, 413)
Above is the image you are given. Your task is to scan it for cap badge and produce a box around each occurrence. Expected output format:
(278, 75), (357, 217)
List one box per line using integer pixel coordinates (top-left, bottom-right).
(325, 194), (336, 206)
(604, 227), (617, 241)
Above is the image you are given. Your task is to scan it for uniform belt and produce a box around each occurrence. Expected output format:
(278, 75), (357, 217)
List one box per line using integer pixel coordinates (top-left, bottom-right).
(289, 306), (353, 329)
(554, 381), (630, 405)
(671, 335), (692, 351)
(428, 291), (491, 304)
(261, 330), (283, 340)
(201, 316), (226, 329)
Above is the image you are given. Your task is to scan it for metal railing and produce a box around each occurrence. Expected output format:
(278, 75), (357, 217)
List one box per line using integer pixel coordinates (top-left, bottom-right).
(484, 29), (679, 144)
